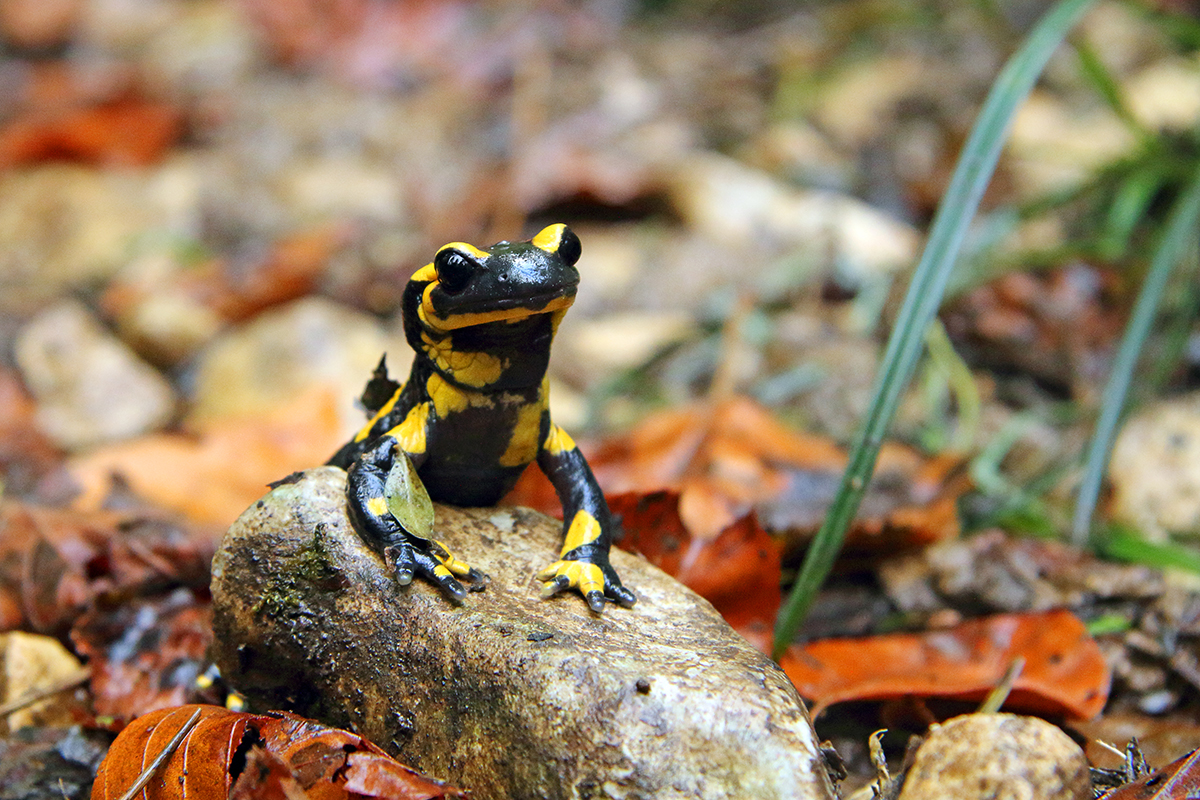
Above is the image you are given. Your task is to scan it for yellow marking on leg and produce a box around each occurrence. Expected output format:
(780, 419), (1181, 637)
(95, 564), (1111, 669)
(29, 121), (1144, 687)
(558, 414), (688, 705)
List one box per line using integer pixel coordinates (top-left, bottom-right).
(433, 564), (453, 580)
(561, 510), (602, 554)
(353, 386), (403, 443)
(543, 423), (576, 456)
(437, 242), (489, 260)
(384, 402), (430, 455)
(433, 540), (474, 577)
(537, 560), (604, 597)
(532, 224), (566, 253)
(499, 401), (545, 468)
(410, 263), (437, 283)
(366, 496), (389, 517)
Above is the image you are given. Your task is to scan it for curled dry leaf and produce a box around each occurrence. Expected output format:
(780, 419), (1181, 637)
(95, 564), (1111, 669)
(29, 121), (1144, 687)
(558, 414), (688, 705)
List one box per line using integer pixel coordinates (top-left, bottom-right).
(92, 705), (466, 800)
(779, 609), (1111, 720)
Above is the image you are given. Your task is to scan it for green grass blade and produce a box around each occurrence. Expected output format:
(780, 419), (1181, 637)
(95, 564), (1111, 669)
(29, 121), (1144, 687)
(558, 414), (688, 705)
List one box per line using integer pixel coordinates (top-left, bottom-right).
(1098, 524), (1200, 574)
(772, 0), (1098, 660)
(1070, 166), (1200, 545)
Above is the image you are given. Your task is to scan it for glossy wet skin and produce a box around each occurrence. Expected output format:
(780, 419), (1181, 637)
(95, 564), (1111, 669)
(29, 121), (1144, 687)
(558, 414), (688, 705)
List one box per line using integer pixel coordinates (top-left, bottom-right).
(329, 224), (636, 613)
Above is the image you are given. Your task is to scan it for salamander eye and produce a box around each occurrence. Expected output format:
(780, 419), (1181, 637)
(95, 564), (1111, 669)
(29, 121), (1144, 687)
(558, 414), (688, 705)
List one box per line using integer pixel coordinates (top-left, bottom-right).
(434, 249), (477, 294)
(557, 226), (581, 266)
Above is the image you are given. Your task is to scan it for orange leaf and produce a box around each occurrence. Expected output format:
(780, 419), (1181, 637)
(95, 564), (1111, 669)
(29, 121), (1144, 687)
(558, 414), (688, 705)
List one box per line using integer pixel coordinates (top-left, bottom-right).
(779, 609), (1110, 720)
(612, 490), (780, 636)
(505, 396), (964, 553)
(0, 95), (181, 168)
(92, 705), (248, 799)
(92, 706), (467, 800)
(69, 388), (345, 526)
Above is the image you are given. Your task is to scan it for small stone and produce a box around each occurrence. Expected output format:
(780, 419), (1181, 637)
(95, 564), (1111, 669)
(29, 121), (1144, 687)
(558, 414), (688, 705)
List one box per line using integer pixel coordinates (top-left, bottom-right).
(668, 154), (918, 281)
(211, 467), (835, 800)
(1110, 392), (1200, 538)
(15, 301), (175, 450)
(189, 297), (409, 434)
(897, 714), (1090, 800)
(0, 167), (161, 313)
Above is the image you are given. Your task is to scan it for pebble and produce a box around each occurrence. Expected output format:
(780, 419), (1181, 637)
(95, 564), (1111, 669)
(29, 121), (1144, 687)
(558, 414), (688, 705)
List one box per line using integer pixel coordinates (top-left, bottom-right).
(188, 297), (409, 434)
(897, 713), (1090, 800)
(15, 300), (175, 450)
(1109, 392), (1200, 538)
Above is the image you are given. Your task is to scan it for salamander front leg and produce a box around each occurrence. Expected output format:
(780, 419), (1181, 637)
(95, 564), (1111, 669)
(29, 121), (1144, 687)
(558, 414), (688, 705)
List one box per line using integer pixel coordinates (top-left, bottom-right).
(536, 424), (636, 612)
(345, 438), (485, 601)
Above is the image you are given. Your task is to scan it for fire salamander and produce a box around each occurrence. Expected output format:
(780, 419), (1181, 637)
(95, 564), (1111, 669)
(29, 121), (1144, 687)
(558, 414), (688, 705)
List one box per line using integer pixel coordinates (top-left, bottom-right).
(328, 224), (636, 613)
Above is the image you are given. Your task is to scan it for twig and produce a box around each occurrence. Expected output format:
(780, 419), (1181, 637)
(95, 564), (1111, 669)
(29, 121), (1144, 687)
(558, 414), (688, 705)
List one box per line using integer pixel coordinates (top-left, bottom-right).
(977, 656), (1025, 714)
(0, 667), (91, 718)
(116, 707), (203, 800)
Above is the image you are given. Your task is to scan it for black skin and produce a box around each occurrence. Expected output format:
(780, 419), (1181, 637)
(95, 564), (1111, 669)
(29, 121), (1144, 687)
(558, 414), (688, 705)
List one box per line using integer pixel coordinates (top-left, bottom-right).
(328, 225), (635, 612)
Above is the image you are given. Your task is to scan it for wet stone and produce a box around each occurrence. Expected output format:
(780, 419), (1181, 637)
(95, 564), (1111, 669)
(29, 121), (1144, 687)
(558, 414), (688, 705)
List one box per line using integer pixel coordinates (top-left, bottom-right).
(211, 466), (835, 800)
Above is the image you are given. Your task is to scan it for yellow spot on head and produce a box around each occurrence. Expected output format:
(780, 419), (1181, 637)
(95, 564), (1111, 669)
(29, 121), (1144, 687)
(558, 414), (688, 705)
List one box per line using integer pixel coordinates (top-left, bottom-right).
(543, 423), (576, 456)
(366, 496), (389, 517)
(411, 263), (437, 283)
(561, 510), (602, 554)
(532, 224), (566, 253)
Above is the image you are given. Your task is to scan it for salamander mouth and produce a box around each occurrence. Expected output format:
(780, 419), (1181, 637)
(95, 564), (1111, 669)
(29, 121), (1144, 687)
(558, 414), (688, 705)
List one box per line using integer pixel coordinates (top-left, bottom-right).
(422, 287), (576, 331)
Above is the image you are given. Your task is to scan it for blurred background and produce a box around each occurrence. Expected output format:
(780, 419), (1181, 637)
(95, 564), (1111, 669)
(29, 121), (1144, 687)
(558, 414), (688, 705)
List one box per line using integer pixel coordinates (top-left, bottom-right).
(2, 0), (1199, 541)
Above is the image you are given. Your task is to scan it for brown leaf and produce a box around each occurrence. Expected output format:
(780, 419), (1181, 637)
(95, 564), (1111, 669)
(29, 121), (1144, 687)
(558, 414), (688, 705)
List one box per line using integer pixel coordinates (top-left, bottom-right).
(779, 609), (1111, 720)
(0, 368), (68, 503)
(506, 396), (964, 555)
(943, 264), (1123, 398)
(611, 490), (780, 639)
(0, 502), (217, 634)
(1102, 748), (1200, 799)
(101, 224), (352, 332)
(92, 706), (467, 800)
(0, 62), (182, 169)
(229, 746), (310, 800)
(71, 589), (212, 719)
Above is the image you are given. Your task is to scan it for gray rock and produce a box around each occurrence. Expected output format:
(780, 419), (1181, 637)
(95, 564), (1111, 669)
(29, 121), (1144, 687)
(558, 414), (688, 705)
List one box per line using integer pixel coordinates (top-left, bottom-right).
(211, 466), (835, 800)
(15, 301), (175, 450)
(897, 713), (1090, 800)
